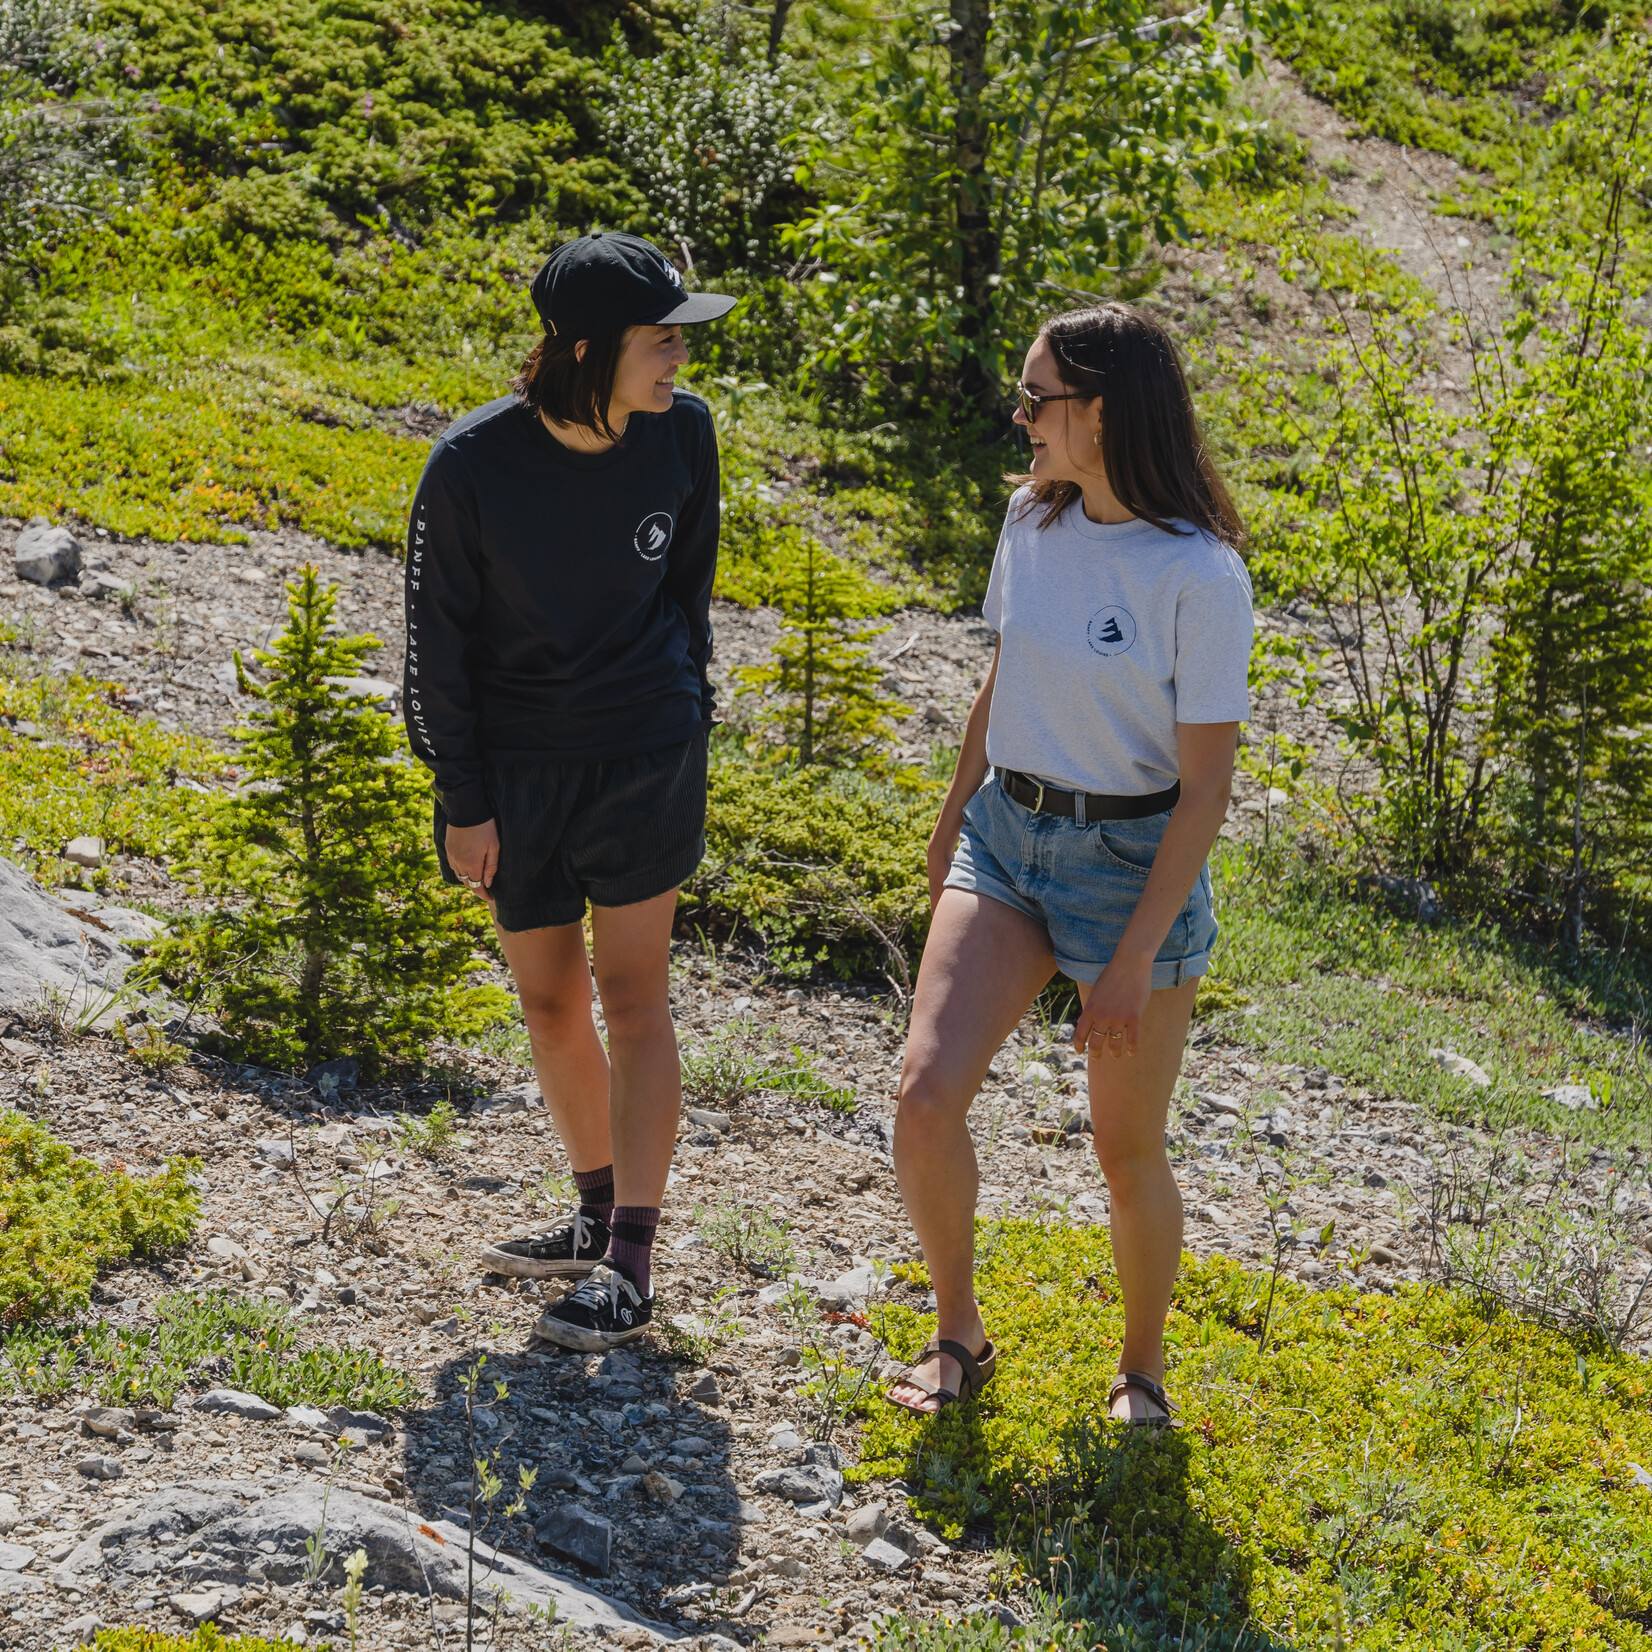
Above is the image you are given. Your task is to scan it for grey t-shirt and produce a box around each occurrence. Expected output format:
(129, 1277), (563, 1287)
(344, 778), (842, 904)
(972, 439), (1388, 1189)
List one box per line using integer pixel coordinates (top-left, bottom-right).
(981, 492), (1253, 796)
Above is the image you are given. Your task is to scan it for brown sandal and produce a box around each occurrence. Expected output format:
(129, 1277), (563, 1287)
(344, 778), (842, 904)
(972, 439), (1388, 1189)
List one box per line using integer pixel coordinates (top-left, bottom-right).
(885, 1336), (998, 1416)
(1108, 1371), (1178, 1427)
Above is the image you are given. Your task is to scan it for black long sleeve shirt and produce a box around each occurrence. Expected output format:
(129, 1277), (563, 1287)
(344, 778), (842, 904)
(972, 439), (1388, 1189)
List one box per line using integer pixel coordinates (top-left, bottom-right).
(403, 389), (719, 827)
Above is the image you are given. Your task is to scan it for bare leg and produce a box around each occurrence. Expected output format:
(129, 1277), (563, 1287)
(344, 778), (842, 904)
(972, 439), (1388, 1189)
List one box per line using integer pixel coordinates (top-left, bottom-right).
(890, 890), (1056, 1411)
(1083, 975), (1198, 1420)
(589, 888), (682, 1212)
(495, 918), (613, 1173)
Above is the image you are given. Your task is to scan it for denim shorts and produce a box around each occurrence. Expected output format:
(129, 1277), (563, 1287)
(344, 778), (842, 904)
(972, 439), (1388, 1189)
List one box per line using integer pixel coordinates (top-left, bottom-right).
(943, 773), (1217, 989)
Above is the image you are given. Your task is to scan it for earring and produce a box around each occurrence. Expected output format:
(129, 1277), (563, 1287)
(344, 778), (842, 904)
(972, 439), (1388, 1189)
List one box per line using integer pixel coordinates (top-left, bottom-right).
(1093, 433), (1102, 446)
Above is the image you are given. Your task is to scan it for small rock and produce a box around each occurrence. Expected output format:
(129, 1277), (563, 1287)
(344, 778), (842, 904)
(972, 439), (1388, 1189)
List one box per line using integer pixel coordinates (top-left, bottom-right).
(860, 1536), (912, 1573)
(1630, 1463), (1652, 1491)
(981, 1603), (1024, 1629)
(1429, 1048), (1491, 1088)
(63, 836), (103, 869)
(15, 518), (82, 584)
(1020, 1061), (1055, 1084)
(195, 1388), (283, 1421)
(766, 1424), (803, 1455)
(281, 1624), (309, 1646)
(1298, 1260), (1325, 1281)
(535, 1502), (614, 1575)
(324, 1405), (392, 1441)
(643, 1471), (685, 1504)
(256, 1140), (296, 1166)
(60, 1611), (104, 1645)
(685, 1108), (731, 1132)
(673, 1435), (714, 1458)
(1362, 1168), (1389, 1190)
(305, 1056), (359, 1091)
(620, 1453), (649, 1474)
(0, 1540), (37, 1571)
(1368, 1244), (1399, 1266)
(206, 1235), (249, 1262)
(843, 1502), (888, 1546)
(169, 1588), (223, 1625)
(1543, 1084), (1596, 1112)
(687, 1370), (723, 1405)
(79, 1405), (135, 1440)
(0, 1493), (21, 1534)
(293, 1442), (329, 1467)
(75, 1455), (123, 1481)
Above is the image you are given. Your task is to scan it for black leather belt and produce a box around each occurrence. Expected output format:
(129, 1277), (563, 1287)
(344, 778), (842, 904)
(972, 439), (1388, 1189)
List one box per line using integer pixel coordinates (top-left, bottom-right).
(997, 767), (1180, 821)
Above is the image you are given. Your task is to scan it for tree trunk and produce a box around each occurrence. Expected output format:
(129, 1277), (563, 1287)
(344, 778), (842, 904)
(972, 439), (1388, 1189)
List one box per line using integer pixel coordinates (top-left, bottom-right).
(950, 0), (1000, 423)
(766, 0), (792, 64)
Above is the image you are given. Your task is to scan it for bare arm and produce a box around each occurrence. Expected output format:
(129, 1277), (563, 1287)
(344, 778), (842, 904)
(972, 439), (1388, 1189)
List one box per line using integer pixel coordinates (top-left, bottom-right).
(927, 640), (1000, 910)
(1074, 720), (1238, 1056)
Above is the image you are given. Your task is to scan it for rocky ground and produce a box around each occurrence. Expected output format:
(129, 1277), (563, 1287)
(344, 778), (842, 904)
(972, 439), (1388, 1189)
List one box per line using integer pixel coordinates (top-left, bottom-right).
(3, 936), (1650, 1651)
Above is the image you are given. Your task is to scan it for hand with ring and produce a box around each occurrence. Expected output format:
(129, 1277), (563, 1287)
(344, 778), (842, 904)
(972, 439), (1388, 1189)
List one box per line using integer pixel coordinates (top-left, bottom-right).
(1072, 954), (1153, 1059)
(444, 817), (500, 905)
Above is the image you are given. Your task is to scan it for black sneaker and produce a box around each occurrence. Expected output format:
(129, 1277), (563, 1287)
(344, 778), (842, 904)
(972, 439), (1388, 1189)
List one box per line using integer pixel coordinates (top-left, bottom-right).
(532, 1262), (653, 1351)
(480, 1210), (610, 1279)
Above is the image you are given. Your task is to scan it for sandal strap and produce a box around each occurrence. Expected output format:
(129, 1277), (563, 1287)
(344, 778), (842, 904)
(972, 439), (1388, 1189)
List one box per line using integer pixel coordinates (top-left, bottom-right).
(1109, 1371), (1173, 1417)
(934, 1339), (985, 1396)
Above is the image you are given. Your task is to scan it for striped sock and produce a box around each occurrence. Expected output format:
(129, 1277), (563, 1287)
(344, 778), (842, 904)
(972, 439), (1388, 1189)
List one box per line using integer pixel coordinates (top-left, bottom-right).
(605, 1206), (661, 1297)
(571, 1164), (614, 1227)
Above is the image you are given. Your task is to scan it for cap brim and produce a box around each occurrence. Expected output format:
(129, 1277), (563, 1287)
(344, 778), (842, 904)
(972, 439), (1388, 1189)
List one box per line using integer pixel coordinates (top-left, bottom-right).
(648, 292), (739, 326)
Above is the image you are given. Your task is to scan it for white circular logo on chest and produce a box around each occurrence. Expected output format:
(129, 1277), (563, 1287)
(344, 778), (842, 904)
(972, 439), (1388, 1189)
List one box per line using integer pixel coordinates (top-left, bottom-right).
(1087, 604), (1137, 657)
(634, 512), (673, 561)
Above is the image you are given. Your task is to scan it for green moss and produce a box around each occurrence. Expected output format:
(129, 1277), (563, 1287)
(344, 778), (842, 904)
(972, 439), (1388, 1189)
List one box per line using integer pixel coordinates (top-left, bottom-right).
(858, 1221), (1652, 1648)
(0, 1112), (200, 1323)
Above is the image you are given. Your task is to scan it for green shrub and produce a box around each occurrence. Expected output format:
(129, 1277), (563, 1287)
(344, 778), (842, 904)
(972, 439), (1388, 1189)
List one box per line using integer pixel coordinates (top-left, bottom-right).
(94, 1627), (331, 1652)
(0, 666), (228, 885)
(687, 744), (936, 981)
(0, 1111), (200, 1322)
(152, 566), (509, 1076)
(857, 1221), (1652, 1649)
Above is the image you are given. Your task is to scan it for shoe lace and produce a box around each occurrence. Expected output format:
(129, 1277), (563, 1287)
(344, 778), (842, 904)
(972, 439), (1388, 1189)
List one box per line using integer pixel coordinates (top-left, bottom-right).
(568, 1210), (594, 1255)
(566, 1263), (639, 1315)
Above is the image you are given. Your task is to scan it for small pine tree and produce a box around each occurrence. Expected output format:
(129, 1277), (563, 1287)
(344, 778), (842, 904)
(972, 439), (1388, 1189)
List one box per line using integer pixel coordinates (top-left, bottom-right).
(153, 564), (506, 1075)
(734, 531), (908, 766)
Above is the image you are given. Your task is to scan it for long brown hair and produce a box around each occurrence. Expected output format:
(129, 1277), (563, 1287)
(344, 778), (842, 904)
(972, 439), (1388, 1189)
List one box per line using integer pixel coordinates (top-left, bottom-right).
(512, 327), (630, 439)
(1007, 303), (1244, 545)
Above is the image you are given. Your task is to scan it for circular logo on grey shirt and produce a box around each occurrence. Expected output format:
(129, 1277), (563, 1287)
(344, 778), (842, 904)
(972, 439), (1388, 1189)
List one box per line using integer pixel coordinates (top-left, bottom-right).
(634, 511), (674, 561)
(1087, 604), (1137, 657)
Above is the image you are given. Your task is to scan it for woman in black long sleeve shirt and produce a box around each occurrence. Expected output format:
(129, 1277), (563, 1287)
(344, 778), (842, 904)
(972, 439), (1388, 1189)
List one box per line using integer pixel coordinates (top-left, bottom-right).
(404, 232), (734, 1350)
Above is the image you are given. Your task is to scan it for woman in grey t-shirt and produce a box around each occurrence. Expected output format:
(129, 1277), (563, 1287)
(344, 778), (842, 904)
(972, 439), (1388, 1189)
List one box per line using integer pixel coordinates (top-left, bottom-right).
(886, 303), (1253, 1424)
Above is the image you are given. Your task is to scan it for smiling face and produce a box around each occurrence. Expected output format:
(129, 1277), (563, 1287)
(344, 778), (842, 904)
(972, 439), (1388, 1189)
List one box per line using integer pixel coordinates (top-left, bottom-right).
(608, 323), (690, 420)
(1012, 332), (1104, 485)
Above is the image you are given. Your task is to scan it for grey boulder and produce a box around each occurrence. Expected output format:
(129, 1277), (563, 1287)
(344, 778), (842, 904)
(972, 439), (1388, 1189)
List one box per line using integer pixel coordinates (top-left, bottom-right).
(534, 1502), (614, 1576)
(15, 518), (82, 585)
(0, 856), (136, 1015)
(752, 1444), (843, 1514)
(52, 1480), (678, 1636)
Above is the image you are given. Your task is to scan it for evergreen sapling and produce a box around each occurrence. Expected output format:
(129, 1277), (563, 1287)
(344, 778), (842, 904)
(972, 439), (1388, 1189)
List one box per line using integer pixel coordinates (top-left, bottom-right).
(153, 564), (507, 1075)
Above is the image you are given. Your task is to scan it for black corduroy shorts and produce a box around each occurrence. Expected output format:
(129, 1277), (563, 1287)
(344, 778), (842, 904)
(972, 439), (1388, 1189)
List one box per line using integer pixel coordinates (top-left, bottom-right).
(434, 734), (708, 933)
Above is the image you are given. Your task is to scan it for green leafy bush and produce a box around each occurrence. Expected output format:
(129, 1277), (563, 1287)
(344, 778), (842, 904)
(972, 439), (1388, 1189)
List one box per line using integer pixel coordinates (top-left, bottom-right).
(0, 1111), (199, 1322)
(858, 1221), (1652, 1648)
(687, 744), (936, 981)
(152, 566), (508, 1076)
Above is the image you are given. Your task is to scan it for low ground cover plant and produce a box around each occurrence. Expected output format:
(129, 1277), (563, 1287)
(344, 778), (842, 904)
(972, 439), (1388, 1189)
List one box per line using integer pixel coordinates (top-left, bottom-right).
(0, 1286), (410, 1412)
(0, 663), (227, 885)
(0, 1109), (199, 1322)
(859, 1221), (1652, 1649)
(93, 1629), (327, 1652)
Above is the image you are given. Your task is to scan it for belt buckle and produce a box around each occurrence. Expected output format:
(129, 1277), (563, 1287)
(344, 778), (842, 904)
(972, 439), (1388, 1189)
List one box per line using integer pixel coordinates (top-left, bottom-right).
(1032, 780), (1045, 813)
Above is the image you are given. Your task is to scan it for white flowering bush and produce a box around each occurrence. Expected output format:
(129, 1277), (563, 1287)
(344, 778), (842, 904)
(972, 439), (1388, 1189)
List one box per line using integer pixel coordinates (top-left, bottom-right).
(602, 9), (798, 271)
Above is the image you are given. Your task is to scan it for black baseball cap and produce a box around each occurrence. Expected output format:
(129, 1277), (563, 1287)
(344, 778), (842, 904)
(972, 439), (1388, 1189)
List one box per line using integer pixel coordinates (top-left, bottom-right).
(529, 232), (736, 338)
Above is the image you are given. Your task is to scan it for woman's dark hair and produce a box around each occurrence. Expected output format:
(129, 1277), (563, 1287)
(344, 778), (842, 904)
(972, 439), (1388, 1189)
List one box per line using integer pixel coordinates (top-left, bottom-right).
(1008, 302), (1244, 545)
(512, 327), (630, 439)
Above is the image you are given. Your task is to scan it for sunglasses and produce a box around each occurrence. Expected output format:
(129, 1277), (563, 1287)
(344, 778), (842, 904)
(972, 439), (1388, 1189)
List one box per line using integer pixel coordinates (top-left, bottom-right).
(1016, 380), (1084, 423)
